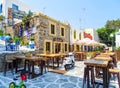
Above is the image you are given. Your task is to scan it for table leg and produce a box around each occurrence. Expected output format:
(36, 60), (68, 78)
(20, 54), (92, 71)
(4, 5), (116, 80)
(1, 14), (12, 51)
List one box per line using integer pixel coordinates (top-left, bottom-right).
(40, 60), (44, 75)
(52, 57), (54, 69)
(47, 59), (49, 71)
(57, 57), (59, 68)
(102, 67), (109, 88)
(86, 66), (90, 88)
(31, 61), (34, 78)
(15, 59), (18, 73)
(24, 60), (27, 71)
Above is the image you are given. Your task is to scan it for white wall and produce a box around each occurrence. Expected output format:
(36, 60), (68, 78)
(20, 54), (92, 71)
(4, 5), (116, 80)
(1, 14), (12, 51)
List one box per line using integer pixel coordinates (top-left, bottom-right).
(1, 0), (38, 19)
(70, 26), (83, 45)
(116, 32), (120, 47)
(84, 28), (99, 42)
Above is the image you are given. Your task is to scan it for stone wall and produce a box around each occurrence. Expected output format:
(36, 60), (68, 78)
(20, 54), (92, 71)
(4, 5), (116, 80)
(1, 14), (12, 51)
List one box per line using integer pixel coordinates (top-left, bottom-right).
(30, 15), (70, 53)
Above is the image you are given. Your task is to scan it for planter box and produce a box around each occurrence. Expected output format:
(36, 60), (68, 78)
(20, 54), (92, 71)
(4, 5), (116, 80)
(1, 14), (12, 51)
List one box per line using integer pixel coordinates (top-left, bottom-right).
(116, 50), (120, 61)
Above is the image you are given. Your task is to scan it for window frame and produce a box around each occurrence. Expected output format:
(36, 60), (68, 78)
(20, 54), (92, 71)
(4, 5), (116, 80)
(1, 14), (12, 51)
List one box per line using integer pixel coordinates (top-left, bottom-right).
(44, 40), (52, 53)
(60, 26), (65, 37)
(49, 21), (56, 36)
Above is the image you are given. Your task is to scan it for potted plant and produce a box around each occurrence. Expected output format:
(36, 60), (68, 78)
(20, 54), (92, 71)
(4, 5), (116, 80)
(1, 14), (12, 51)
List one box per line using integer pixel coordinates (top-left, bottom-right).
(14, 36), (20, 44)
(30, 38), (34, 41)
(29, 38), (34, 49)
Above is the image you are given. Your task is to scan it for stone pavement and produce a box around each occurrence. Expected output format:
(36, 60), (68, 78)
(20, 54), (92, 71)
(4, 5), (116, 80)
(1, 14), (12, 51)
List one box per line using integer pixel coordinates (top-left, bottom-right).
(0, 61), (120, 88)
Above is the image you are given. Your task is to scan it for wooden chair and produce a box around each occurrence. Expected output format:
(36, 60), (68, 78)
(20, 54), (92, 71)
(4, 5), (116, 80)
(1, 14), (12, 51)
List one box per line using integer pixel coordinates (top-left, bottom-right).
(109, 69), (120, 88)
(41, 58), (50, 73)
(3, 53), (14, 76)
(83, 66), (95, 88)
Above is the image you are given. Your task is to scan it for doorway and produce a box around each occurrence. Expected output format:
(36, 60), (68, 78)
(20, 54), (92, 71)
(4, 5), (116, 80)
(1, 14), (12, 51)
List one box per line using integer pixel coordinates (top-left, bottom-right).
(54, 42), (62, 53)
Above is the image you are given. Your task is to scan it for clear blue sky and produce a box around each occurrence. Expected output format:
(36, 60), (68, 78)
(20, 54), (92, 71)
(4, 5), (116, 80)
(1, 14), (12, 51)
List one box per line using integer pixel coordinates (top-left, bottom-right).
(20, 0), (120, 29)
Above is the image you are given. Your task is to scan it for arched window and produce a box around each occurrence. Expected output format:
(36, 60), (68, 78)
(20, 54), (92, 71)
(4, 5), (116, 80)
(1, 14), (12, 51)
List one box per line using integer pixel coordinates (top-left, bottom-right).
(79, 33), (81, 40)
(74, 30), (76, 39)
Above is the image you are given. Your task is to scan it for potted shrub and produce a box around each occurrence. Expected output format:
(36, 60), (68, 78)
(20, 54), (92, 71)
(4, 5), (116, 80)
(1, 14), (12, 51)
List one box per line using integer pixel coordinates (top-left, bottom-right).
(14, 36), (20, 45)
(30, 38), (34, 41)
(29, 38), (34, 49)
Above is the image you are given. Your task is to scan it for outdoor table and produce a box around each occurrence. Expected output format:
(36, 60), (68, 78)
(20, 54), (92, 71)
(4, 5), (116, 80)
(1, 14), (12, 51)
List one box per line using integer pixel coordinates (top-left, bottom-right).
(75, 51), (85, 61)
(14, 56), (47, 78)
(97, 54), (110, 57)
(100, 52), (116, 66)
(37, 53), (66, 69)
(84, 59), (109, 88)
(94, 56), (112, 61)
(100, 52), (115, 57)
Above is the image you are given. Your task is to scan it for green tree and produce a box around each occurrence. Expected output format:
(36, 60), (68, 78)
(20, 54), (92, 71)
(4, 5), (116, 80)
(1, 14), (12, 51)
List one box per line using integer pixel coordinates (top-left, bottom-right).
(0, 30), (3, 36)
(96, 27), (115, 45)
(105, 19), (120, 30)
(22, 13), (33, 29)
(0, 15), (5, 21)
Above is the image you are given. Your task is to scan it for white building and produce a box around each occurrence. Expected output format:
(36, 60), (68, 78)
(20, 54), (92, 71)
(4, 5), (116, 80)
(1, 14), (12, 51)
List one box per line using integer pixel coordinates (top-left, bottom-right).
(70, 27), (100, 51)
(116, 30), (120, 47)
(84, 28), (99, 42)
(70, 26), (84, 45)
(0, 0), (38, 25)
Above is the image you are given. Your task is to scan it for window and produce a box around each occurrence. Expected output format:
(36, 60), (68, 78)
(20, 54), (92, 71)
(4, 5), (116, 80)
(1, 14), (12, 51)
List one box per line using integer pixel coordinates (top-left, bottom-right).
(65, 43), (67, 52)
(61, 27), (65, 37)
(55, 43), (61, 53)
(79, 33), (81, 40)
(72, 45), (74, 51)
(0, 4), (2, 13)
(46, 42), (51, 53)
(76, 45), (79, 51)
(51, 24), (55, 34)
(74, 30), (76, 39)
(12, 4), (18, 10)
(49, 22), (56, 36)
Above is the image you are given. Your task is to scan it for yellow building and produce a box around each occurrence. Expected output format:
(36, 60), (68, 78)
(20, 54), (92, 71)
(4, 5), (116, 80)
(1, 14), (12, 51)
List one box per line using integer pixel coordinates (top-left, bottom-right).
(29, 13), (70, 54)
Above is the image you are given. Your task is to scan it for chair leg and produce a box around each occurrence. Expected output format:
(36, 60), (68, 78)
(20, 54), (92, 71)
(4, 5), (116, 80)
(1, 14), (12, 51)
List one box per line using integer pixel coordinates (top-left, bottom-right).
(4, 62), (7, 76)
(47, 60), (49, 71)
(91, 67), (95, 88)
(82, 67), (87, 88)
(28, 61), (31, 77)
(117, 73), (120, 88)
(44, 62), (46, 73)
(83, 66), (95, 88)
(11, 62), (14, 75)
(4, 61), (14, 76)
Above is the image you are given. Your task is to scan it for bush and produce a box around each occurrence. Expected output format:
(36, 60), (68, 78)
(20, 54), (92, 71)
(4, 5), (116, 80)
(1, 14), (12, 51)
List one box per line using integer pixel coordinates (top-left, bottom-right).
(115, 46), (120, 50)
(30, 38), (34, 41)
(0, 30), (3, 36)
(14, 36), (20, 43)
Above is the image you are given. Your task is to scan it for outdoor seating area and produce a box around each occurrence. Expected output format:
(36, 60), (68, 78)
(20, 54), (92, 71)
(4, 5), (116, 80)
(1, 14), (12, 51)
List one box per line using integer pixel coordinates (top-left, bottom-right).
(0, 52), (68, 78)
(83, 51), (120, 88)
(0, 50), (120, 88)
(0, 35), (119, 87)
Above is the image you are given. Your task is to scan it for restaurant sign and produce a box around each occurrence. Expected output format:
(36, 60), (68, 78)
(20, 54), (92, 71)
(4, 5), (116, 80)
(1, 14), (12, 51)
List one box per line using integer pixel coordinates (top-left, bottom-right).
(53, 37), (63, 42)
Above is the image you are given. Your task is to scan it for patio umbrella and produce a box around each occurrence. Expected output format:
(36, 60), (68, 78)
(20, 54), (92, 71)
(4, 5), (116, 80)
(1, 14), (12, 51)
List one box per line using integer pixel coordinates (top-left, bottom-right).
(88, 40), (100, 46)
(73, 40), (79, 45)
(77, 38), (91, 45)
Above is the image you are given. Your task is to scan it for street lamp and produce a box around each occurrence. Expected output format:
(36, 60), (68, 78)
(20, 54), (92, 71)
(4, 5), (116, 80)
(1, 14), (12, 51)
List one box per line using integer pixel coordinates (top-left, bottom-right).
(110, 34), (114, 52)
